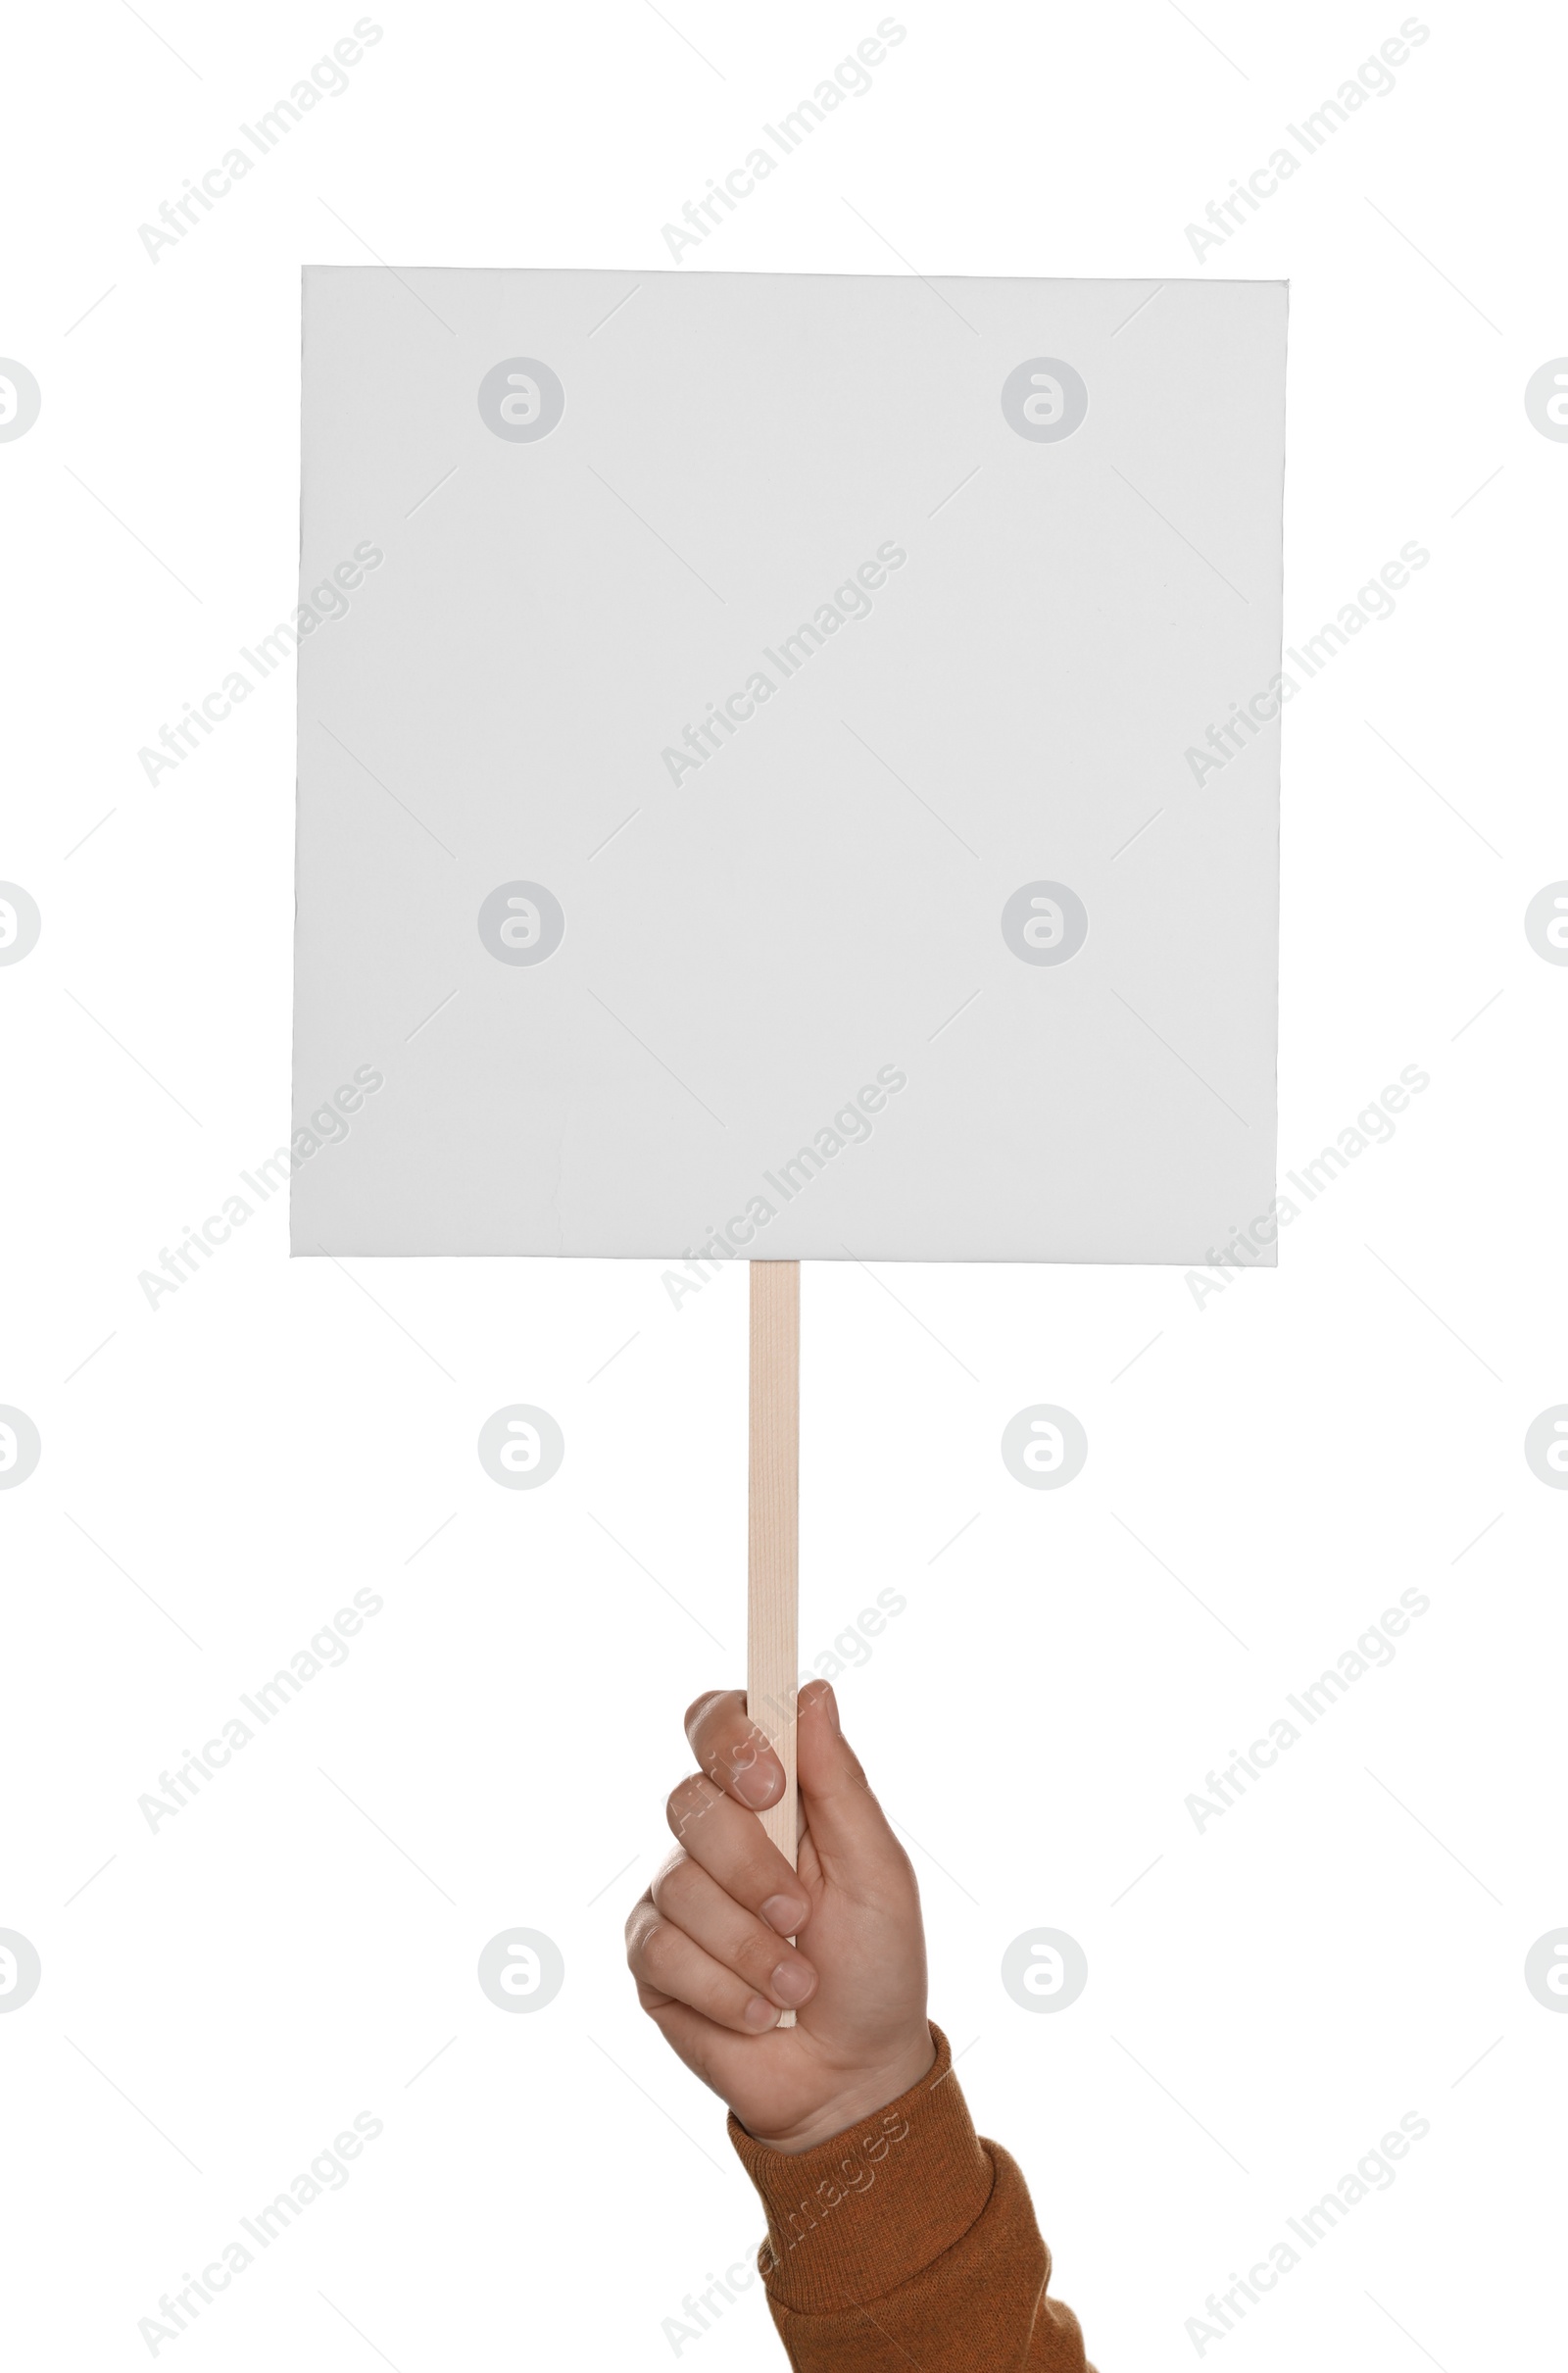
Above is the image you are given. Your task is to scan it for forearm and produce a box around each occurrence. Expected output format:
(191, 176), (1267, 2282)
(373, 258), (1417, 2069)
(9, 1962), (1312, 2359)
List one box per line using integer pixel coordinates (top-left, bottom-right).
(729, 2024), (1093, 2373)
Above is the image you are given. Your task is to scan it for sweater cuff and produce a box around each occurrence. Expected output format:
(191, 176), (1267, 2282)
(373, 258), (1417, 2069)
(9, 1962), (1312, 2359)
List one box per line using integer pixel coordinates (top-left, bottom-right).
(726, 2025), (992, 2315)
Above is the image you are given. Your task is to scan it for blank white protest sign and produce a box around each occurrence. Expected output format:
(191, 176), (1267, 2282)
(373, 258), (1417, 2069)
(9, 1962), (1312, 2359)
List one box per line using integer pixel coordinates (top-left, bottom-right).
(290, 269), (1284, 1260)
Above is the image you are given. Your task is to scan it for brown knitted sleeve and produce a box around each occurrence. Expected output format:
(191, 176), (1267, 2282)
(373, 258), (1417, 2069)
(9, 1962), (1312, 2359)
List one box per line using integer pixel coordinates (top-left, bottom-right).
(727, 2025), (1094, 2372)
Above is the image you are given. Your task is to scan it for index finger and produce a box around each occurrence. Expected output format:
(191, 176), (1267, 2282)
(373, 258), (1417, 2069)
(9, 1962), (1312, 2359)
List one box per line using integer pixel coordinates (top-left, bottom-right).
(684, 1688), (787, 1812)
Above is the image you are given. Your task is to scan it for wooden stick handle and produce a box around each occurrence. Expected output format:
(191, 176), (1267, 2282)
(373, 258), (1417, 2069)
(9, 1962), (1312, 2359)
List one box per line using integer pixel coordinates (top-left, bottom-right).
(748, 1260), (800, 2022)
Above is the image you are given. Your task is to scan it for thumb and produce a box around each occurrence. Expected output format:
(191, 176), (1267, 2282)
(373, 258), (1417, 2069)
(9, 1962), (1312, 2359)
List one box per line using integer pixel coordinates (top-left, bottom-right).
(794, 1681), (911, 1891)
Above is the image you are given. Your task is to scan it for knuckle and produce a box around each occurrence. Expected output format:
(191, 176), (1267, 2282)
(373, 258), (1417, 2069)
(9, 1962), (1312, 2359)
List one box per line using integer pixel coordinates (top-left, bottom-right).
(665, 1771), (715, 1838)
(686, 1690), (762, 1765)
(649, 1854), (693, 1914)
(737, 1854), (781, 1908)
(640, 1920), (680, 1983)
(744, 1835), (796, 1893)
(739, 1931), (785, 1988)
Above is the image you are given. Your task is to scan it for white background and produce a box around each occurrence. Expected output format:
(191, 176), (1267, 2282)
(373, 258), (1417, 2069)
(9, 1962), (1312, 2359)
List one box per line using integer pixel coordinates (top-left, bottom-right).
(3, 2), (1565, 2366)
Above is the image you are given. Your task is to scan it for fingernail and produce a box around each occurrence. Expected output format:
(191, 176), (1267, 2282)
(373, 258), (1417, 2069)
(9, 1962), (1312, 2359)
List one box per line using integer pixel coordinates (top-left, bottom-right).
(732, 1760), (781, 1807)
(743, 1995), (779, 2030)
(760, 1894), (807, 1935)
(770, 1958), (815, 2007)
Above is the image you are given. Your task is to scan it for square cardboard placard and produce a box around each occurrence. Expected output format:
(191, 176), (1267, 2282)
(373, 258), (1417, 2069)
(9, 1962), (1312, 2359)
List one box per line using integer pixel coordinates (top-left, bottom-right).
(291, 268), (1285, 1261)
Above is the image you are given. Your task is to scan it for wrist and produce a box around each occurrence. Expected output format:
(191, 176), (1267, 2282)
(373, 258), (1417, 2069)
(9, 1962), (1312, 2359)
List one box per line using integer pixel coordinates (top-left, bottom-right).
(728, 2025), (993, 2318)
(746, 2027), (937, 2155)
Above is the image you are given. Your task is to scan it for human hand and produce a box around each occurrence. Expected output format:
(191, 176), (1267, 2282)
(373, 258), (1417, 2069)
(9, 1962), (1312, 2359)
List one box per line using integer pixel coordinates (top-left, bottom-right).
(625, 1680), (935, 2155)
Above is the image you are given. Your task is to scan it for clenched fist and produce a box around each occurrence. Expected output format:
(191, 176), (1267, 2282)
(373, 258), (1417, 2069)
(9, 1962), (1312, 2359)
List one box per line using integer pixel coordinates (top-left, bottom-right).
(625, 1680), (935, 2155)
